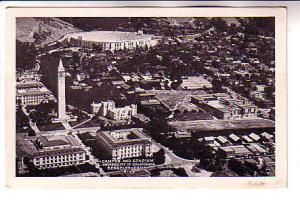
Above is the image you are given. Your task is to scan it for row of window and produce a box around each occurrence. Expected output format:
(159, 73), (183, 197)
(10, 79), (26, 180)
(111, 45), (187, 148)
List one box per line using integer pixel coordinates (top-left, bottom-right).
(20, 95), (45, 99)
(22, 100), (40, 104)
(35, 157), (84, 165)
(117, 153), (142, 159)
(118, 145), (143, 151)
(35, 154), (85, 162)
(119, 149), (142, 154)
(37, 161), (84, 169)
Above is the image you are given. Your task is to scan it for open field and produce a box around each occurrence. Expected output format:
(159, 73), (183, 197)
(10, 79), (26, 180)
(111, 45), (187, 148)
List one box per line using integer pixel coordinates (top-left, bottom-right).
(168, 118), (275, 132)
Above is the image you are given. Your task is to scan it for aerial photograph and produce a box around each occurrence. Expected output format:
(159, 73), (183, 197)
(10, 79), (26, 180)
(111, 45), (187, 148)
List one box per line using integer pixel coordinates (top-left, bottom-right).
(15, 17), (276, 177)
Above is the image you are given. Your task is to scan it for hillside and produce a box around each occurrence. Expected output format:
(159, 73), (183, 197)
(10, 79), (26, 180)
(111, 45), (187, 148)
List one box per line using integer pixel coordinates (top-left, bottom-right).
(16, 17), (80, 46)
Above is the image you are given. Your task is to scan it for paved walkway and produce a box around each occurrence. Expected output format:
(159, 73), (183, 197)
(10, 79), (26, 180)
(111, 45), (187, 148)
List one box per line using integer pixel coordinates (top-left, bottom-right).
(72, 117), (93, 129)
(61, 119), (72, 130)
(22, 106), (40, 133)
(72, 132), (105, 175)
(67, 105), (91, 116)
(29, 121), (40, 133)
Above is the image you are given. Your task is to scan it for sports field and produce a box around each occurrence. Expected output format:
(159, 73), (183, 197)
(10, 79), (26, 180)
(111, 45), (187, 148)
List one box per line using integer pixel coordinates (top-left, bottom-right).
(168, 118), (275, 131)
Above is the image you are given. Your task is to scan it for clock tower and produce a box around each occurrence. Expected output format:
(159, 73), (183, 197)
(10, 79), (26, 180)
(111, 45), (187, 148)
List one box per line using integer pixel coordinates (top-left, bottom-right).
(58, 59), (66, 120)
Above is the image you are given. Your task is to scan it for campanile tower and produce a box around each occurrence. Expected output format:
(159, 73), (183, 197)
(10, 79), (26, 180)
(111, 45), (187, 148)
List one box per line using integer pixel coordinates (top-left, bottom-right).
(58, 59), (66, 120)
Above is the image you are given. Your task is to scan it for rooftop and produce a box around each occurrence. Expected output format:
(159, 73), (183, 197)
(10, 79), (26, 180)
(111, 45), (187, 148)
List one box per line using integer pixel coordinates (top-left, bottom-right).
(16, 135), (83, 159)
(174, 131), (192, 138)
(16, 81), (44, 88)
(97, 128), (152, 148)
(242, 135), (254, 143)
(261, 132), (274, 140)
(181, 76), (212, 89)
(38, 135), (79, 148)
(216, 136), (229, 144)
(207, 100), (226, 109)
(17, 87), (51, 96)
(249, 133), (261, 141)
(248, 143), (268, 153)
(229, 134), (240, 142)
(230, 145), (252, 155)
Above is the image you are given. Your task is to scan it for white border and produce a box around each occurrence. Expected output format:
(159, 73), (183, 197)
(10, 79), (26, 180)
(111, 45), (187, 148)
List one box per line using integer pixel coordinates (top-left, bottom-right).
(4, 6), (286, 189)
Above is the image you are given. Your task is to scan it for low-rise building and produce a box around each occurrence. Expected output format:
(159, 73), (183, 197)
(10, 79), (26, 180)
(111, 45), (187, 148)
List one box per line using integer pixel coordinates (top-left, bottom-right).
(17, 88), (54, 105)
(260, 132), (274, 142)
(249, 133), (261, 142)
(173, 131), (192, 139)
(217, 145), (252, 159)
(16, 80), (55, 106)
(180, 76), (213, 90)
(17, 135), (86, 171)
(242, 135), (254, 143)
(91, 100), (137, 121)
(228, 133), (241, 144)
(95, 128), (153, 160)
(216, 136), (231, 146)
(246, 143), (268, 156)
(191, 94), (257, 119)
(203, 136), (215, 145)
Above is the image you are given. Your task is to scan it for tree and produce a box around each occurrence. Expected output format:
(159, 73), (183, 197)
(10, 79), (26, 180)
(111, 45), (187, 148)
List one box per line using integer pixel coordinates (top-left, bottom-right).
(150, 168), (161, 177)
(28, 128), (36, 137)
(16, 41), (37, 71)
(210, 18), (228, 32)
(72, 51), (80, 66)
(16, 107), (29, 129)
(228, 158), (248, 176)
(264, 85), (275, 98)
(173, 167), (188, 177)
(153, 149), (166, 165)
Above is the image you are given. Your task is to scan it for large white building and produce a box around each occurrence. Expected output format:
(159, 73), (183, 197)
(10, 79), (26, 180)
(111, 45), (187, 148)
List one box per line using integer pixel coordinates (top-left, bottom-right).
(17, 135), (86, 170)
(96, 128), (153, 160)
(16, 80), (55, 105)
(66, 31), (158, 51)
(91, 100), (137, 121)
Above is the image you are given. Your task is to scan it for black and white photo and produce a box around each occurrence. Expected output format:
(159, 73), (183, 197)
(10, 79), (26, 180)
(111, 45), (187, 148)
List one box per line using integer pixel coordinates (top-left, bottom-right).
(6, 7), (286, 188)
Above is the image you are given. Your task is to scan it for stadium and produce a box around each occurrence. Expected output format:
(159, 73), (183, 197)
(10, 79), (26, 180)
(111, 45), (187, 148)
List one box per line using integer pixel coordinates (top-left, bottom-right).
(65, 31), (157, 51)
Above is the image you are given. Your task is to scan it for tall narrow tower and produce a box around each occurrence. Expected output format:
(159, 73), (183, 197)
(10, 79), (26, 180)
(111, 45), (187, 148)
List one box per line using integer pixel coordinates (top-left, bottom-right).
(58, 59), (66, 120)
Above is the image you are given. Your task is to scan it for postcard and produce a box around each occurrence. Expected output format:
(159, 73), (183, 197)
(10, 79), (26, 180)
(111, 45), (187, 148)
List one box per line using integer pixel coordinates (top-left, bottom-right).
(5, 7), (286, 188)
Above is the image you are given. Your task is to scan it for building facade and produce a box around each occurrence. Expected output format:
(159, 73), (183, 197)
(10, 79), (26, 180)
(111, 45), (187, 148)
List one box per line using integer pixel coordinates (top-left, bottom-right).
(17, 135), (87, 170)
(32, 148), (86, 170)
(191, 94), (257, 119)
(16, 81), (55, 106)
(180, 76), (213, 90)
(91, 100), (137, 121)
(95, 128), (153, 160)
